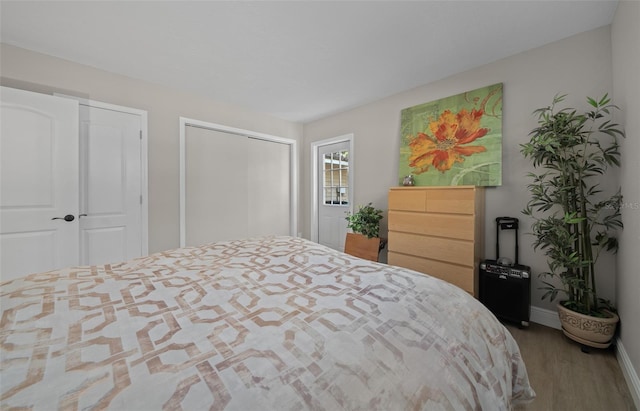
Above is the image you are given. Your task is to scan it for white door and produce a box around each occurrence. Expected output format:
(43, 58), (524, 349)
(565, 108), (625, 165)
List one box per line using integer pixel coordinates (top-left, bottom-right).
(79, 104), (144, 265)
(0, 87), (79, 281)
(316, 139), (352, 251)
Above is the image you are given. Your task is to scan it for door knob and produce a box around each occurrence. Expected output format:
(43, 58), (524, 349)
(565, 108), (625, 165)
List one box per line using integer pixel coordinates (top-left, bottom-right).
(52, 214), (75, 222)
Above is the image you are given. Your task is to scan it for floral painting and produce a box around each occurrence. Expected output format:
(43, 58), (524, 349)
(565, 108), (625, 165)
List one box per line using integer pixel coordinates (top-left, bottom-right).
(399, 83), (503, 186)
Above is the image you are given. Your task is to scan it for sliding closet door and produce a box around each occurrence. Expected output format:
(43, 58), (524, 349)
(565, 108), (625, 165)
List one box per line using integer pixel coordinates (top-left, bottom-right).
(184, 124), (293, 247)
(185, 126), (248, 246)
(247, 137), (290, 237)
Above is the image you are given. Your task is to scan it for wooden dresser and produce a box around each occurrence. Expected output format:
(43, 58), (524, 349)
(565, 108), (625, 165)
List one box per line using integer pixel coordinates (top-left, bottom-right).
(387, 186), (484, 296)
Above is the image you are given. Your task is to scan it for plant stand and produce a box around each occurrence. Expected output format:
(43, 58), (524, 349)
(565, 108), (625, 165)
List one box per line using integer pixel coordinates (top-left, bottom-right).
(344, 233), (385, 262)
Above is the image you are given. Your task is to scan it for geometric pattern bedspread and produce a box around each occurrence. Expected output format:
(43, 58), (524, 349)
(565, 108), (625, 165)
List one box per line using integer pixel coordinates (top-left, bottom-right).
(1, 236), (535, 410)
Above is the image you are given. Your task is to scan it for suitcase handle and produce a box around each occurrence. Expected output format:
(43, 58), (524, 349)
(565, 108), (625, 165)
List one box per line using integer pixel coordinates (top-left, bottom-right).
(495, 217), (519, 264)
(496, 216), (519, 230)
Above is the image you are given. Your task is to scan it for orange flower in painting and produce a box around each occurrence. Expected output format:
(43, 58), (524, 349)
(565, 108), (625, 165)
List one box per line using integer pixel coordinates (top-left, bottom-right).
(408, 108), (488, 173)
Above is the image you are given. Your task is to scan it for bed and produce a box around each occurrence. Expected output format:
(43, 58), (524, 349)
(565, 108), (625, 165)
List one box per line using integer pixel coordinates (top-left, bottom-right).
(1, 236), (535, 410)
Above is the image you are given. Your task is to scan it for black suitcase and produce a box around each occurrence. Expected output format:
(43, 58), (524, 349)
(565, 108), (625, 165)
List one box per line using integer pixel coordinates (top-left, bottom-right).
(479, 217), (531, 327)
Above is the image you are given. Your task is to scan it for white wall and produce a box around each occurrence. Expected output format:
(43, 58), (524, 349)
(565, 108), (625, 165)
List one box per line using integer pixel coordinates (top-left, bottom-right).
(302, 26), (615, 314)
(612, 0), (640, 403)
(0, 43), (303, 253)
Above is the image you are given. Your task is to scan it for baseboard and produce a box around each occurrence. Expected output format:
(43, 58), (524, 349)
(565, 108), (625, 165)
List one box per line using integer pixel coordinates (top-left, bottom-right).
(616, 338), (640, 409)
(530, 305), (561, 329)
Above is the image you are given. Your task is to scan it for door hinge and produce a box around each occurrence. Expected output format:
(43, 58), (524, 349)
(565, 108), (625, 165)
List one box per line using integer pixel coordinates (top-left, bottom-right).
(139, 130), (142, 140)
(140, 195), (143, 205)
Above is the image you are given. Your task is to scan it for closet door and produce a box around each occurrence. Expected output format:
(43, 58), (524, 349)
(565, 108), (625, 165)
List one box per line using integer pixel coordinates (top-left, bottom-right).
(185, 126), (249, 246)
(79, 104), (144, 265)
(184, 125), (292, 246)
(247, 137), (290, 237)
(1, 88), (148, 281)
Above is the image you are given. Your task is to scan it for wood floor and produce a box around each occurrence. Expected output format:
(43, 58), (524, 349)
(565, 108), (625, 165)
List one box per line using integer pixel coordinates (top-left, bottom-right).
(505, 322), (637, 411)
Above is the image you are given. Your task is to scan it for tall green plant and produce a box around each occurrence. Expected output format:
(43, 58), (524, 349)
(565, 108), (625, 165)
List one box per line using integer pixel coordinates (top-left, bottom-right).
(345, 203), (383, 238)
(521, 94), (624, 316)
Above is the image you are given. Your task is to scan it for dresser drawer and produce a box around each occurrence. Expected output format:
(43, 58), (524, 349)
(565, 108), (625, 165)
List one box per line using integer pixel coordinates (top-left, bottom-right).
(388, 211), (474, 240)
(388, 252), (475, 295)
(425, 188), (477, 214)
(388, 231), (474, 267)
(388, 189), (427, 212)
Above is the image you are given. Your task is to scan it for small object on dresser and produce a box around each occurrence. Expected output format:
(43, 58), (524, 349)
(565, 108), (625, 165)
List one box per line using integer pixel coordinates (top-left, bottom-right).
(402, 174), (415, 186)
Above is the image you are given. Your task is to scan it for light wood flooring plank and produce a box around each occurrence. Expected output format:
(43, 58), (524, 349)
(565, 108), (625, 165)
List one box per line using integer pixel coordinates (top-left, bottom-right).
(506, 322), (636, 411)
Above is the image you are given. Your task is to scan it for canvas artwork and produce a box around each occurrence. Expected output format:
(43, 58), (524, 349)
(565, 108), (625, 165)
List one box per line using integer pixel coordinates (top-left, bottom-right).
(399, 83), (503, 186)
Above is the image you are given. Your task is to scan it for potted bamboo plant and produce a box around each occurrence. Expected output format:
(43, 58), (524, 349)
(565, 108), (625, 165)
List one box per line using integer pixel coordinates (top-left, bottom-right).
(344, 203), (385, 261)
(521, 94), (624, 349)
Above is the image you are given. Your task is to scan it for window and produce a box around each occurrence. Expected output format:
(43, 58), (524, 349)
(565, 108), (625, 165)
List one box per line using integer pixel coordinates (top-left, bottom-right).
(323, 150), (349, 205)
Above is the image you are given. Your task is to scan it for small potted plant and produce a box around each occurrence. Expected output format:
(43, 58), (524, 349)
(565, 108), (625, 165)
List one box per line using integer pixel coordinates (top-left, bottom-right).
(521, 94), (624, 348)
(344, 203), (385, 261)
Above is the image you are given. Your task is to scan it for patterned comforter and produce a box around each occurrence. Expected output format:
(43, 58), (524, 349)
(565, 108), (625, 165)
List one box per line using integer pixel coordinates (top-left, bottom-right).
(1, 236), (535, 410)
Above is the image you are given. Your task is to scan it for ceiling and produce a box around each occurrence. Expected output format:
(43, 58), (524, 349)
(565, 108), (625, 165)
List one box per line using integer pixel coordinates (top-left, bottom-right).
(0, 1), (619, 123)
